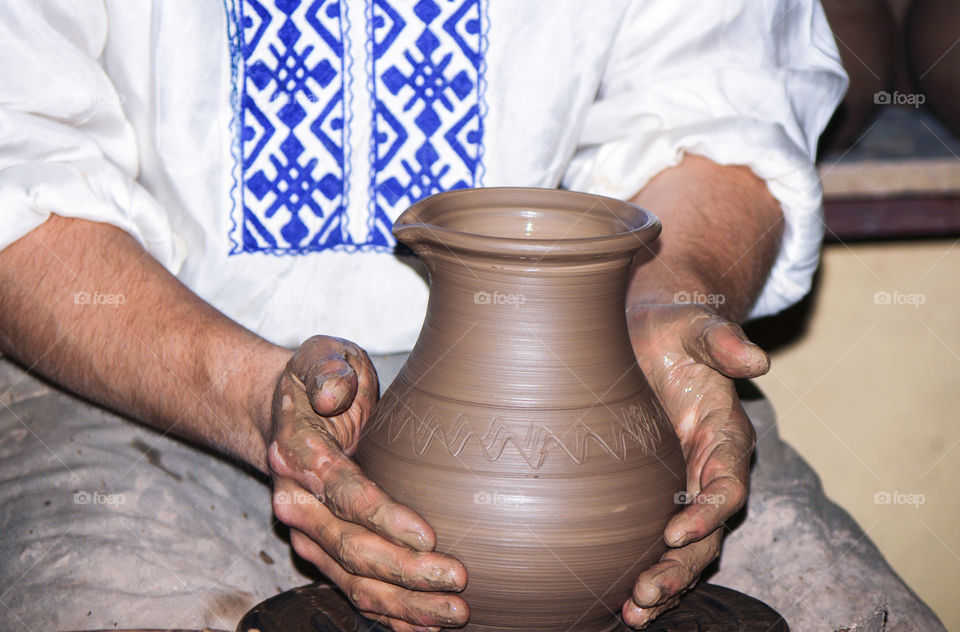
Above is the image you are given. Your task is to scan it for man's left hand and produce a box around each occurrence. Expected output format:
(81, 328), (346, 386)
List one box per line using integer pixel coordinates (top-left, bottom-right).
(622, 302), (766, 628)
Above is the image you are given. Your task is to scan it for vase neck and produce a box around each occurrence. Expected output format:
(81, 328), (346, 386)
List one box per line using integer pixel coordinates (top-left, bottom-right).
(397, 249), (644, 409)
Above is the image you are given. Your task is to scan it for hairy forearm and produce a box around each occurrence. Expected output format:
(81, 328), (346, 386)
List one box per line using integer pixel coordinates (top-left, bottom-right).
(0, 215), (290, 471)
(627, 154), (784, 322)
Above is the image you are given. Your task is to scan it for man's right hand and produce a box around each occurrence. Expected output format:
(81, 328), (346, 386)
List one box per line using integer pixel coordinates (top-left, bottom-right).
(266, 335), (469, 632)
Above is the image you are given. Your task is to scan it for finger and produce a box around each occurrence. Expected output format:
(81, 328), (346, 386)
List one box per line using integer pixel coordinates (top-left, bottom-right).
(273, 481), (465, 591)
(273, 372), (367, 460)
(667, 415), (752, 546)
(629, 530), (721, 609)
(697, 320), (769, 379)
(622, 594), (682, 629)
(269, 433), (437, 553)
(665, 474), (747, 547)
(290, 529), (470, 628)
(291, 348), (359, 418)
(289, 336), (380, 416)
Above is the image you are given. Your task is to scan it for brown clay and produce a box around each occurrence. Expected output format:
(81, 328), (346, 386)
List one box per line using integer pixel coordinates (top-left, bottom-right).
(355, 188), (685, 632)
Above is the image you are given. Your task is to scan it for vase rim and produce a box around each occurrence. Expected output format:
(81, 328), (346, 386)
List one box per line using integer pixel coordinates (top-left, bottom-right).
(393, 187), (661, 259)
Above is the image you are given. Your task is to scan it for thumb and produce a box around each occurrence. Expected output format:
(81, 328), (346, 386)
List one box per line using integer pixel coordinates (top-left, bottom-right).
(299, 356), (359, 417)
(696, 320), (770, 379)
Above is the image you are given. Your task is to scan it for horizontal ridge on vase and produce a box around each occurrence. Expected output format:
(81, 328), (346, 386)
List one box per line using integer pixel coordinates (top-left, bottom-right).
(355, 187), (685, 632)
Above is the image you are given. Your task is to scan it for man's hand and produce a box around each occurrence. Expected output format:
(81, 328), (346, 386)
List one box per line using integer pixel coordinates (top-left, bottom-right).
(266, 335), (469, 632)
(621, 303), (765, 627)
(618, 153), (784, 627)
(0, 218), (467, 631)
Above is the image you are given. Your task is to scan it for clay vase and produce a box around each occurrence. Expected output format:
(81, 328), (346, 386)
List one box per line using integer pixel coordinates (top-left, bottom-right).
(906, 0), (960, 137)
(355, 188), (685, 632)
(818, 0), (898, 154)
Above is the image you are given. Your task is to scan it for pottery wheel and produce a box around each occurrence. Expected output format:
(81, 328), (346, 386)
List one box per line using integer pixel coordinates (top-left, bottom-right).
(236, 582), (789, 632)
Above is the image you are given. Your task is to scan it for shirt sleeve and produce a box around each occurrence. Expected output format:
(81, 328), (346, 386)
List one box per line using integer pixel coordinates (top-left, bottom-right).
(0, 1), (183, 270)
(562, 0), (848, 318)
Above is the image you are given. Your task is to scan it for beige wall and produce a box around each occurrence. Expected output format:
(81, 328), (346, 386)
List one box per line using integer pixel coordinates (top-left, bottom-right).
(747, 239), (960, 628)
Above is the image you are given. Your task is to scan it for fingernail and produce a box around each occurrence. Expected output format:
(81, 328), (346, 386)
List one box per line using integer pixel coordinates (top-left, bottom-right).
(629, 605), (651, 629)
(647, 584), (662, 605)
(404, 529), (430, 551)
(667, 533), (690, 547)
(423, 563), (458, 591)
(317, 365), (352, 385)
(437, 601), (468, 626)
(665, 526), (687, 547)
(633, 579), (661, 607)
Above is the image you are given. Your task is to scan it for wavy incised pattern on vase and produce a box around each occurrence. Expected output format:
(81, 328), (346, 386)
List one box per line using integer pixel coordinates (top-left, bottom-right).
(372, 389), (671, 468)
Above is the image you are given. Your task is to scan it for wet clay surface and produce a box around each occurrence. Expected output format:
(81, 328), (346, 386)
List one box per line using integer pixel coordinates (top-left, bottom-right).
(354, 189), (686, 631)
(236, 581), (790, 632)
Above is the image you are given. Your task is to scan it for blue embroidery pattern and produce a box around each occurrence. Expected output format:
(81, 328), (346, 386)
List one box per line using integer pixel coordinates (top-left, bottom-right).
(226, 0), (352, 254)
(367, 0), (486, 245)
(224, 0), (487, 255)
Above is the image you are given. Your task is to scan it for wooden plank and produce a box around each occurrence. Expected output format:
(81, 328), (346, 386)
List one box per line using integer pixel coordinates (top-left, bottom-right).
(823, 196), (960, 241)
(819, 159), (960, 199)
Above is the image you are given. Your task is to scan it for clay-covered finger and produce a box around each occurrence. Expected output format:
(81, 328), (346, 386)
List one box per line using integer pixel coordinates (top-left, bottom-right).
(272, 369), (366, 455)
(628, 530), (721, 608)
(345, 575), (469, 628)
(664, 472), (747, 547)
(698, 320), (769, 379)
(622, 593), (682, 629)
(273, 481), (465, 591)
(290, 349), (359, 418)
(269, 432), (437, 552)
(291, 336), (379, 414)
(317, 455), (440, 552)
(289, 530), (470, 628)
(668, 402), (753, 545)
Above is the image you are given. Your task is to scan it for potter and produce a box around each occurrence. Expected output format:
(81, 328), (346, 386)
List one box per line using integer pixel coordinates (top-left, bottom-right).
(4, 2), (944, 631)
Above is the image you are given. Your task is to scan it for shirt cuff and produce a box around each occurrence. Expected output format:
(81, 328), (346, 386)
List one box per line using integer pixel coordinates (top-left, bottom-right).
(0, 158), (185, 271)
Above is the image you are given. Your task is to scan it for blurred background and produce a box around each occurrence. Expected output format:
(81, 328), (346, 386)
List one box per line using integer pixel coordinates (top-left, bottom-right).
(746, 0), (959, 626)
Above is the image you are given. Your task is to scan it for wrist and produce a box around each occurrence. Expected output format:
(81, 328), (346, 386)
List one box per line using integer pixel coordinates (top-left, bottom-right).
(251, 345), (294, 472)
(245, 342), (294, 472)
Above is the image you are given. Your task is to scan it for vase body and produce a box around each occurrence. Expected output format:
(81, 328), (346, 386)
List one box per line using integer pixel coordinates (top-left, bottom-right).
(355, 188), (685, 632)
